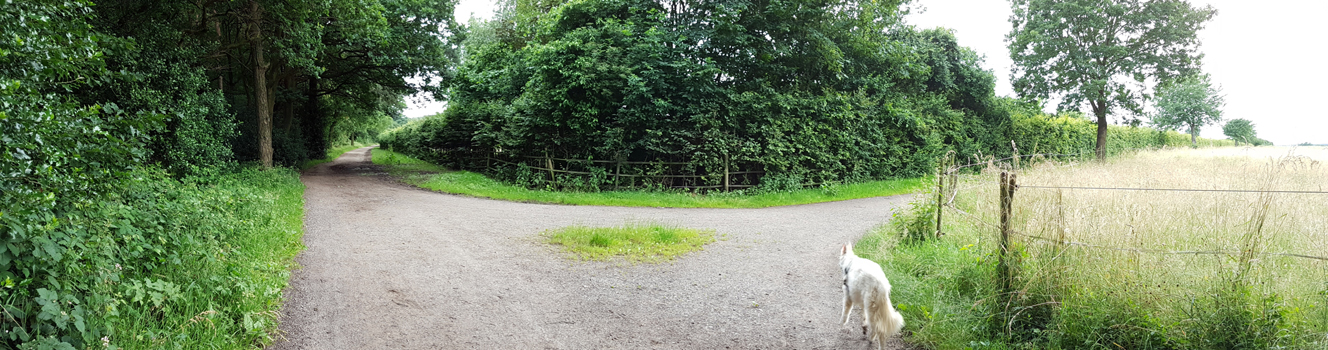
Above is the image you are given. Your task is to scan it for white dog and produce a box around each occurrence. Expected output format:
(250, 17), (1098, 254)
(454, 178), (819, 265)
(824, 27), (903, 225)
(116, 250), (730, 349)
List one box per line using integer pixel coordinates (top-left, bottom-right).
(840, 243), (904, 349)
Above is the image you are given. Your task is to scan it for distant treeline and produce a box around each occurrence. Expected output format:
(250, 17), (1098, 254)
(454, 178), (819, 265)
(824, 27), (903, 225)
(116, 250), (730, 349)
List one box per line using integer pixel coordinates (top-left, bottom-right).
(381, 0), (1222, 191)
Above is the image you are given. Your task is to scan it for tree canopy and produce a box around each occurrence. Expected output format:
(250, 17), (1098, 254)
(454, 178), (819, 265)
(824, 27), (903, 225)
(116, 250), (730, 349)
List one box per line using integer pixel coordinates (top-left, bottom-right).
(1150, 74), (1224, 146)
(383, 0), (1020, 188)
(1, 0), (458, 346)
(1222, 118), (1256, 146)
(1008, 0), (1216, 159)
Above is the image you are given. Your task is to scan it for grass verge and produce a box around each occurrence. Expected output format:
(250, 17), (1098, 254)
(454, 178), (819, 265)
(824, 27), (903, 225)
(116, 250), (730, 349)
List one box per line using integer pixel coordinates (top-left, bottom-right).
(299, 142), (371, 170)
(857, 147), (1328, 350)
(107, 167), (306, 348)
(370, 148), (925, 208)
(544, 222), (716, 262)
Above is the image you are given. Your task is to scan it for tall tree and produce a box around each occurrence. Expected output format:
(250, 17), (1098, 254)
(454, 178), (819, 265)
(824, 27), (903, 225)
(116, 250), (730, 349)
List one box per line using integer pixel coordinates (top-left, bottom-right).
(1222, 118), (1255, 146)
(1007, 0), (1216, 159)
(1150, 74), (1223, 146)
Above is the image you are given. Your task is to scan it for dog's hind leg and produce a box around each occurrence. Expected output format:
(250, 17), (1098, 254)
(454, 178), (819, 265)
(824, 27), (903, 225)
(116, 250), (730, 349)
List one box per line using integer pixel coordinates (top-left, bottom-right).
(861, 290), (874, 338)
(841, 286), (853, 326)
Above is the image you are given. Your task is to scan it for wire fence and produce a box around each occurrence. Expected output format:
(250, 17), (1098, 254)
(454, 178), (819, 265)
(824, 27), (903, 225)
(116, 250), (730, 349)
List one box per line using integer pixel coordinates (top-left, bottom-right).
(1017, 185), (1328, 194)
(929, 148), (1328, 262)
(923, 147), (1328, 344)
(943, 203), (1328, 262)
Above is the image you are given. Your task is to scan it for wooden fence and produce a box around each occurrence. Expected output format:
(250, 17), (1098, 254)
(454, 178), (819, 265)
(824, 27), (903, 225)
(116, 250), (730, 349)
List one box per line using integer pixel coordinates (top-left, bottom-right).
(432, 149), (765, 191)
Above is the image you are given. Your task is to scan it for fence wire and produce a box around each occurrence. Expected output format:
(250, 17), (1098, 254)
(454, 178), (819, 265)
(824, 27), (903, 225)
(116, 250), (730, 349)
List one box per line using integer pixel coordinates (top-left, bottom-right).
(946, 145), (1210, 173)
(1018, 185), (1328, 194)
(939, 197), (1328, 262)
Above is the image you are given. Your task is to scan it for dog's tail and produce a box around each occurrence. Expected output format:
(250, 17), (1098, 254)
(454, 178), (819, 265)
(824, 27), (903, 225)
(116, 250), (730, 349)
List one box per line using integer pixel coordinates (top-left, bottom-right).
(868, 282), (904, 345)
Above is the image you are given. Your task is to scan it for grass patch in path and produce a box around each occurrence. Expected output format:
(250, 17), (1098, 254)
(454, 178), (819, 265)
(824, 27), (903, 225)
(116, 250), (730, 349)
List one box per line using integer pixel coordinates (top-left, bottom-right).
(544, 222), (716, 262)
(300, 142), (371, 170)
(370, 148), (924, 208)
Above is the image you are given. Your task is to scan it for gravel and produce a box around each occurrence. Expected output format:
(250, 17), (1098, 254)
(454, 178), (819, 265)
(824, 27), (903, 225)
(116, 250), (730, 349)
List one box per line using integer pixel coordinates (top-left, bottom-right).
(269, 147), (915, 349)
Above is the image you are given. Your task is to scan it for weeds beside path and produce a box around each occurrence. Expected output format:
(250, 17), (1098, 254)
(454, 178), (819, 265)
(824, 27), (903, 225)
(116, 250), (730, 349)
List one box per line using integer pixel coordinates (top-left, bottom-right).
(271, 147), (918, 349)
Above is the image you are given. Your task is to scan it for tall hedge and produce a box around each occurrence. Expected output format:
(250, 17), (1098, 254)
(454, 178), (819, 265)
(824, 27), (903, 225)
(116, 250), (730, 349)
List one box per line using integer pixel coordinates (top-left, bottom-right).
(382, 0), (1218, 190)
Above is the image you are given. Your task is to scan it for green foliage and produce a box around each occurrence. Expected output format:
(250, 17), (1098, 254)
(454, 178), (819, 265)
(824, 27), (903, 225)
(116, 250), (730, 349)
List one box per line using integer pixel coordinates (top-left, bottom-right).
(298, 142), (372, 170)
(1050, 293), (1177, 349)
(1151, 75), (1225, 146)
(1223, 118), (1257, 146)
(328, 109), (395, 146)
(105, 168), (305, 349)
(891, 195), (938, 244)
(1, 1), (158, 344)
(1183, 283), (1287, 350)
(370, 148), (927, 208)
(81, 20), (238, 177)
(2, 3), (306, 348)
(388, 0), (1228, 194)
(1009, 0), (1217, 157)
(389, 0), (1019, 189)
(854, 223), (998, 350)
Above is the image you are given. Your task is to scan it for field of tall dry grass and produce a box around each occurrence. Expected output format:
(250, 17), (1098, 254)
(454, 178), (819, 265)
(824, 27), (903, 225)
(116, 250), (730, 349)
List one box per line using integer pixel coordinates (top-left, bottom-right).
(860, 146), (1328, 349)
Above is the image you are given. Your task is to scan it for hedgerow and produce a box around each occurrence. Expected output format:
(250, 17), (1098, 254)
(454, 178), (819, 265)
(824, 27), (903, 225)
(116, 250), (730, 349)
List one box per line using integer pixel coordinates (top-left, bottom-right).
(381, 0), (1218, 191)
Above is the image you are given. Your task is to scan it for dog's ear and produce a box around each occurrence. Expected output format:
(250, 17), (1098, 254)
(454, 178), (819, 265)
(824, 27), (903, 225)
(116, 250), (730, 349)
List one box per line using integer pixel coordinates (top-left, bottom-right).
(841, 243), (849, 255)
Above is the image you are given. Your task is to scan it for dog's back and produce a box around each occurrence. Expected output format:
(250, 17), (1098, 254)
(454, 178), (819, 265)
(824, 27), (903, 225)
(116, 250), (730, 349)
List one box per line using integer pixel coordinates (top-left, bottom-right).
(840, 244), (904, 349)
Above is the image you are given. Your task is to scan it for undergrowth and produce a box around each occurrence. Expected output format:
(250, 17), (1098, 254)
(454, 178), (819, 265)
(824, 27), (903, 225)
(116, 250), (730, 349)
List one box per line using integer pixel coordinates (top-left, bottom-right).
(543, 222), (715, 262)
(371, 148), (925, 208)
(1, 166), (305, 349)
(106, 167), (305, 348)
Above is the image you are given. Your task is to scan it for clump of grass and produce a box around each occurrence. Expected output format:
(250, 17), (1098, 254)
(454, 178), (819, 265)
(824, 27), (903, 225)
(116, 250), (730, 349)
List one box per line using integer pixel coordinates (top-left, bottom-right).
(860, 147), (1328, 349)
(370, 148), (925, 208)
(543, 222), (716, 262)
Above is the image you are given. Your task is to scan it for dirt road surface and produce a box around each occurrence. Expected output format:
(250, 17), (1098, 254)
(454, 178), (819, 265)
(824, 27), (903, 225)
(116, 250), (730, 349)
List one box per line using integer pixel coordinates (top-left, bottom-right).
(270, 147), (914, 349)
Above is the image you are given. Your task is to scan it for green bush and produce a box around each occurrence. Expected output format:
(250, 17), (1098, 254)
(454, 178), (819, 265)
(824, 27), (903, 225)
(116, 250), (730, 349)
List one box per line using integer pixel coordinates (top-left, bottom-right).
(106, 167), (305, 348)
(78, 20), (238, 177)
(2, 164), (304, 348)
(383, 0), (1226, 192)
(2, 3), (302, 347)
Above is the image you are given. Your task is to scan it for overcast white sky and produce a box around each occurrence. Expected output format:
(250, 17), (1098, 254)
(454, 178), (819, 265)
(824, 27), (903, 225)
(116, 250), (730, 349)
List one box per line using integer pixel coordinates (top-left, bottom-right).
(406, 0), (1326, 145)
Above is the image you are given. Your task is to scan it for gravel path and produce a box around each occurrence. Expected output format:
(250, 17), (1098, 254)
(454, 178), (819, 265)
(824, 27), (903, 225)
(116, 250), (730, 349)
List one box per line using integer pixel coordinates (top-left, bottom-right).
(270, 147), (915, 349)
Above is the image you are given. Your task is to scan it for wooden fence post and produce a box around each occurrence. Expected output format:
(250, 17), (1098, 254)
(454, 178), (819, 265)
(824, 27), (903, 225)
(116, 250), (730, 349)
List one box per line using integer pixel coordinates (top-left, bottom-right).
(1011, 140), (1020, 169)
(1055, 189), (1066, 256)
(545, 151), (555, 184)
(935, 156), (945, 239)
(998, 171), (1017, 292)
(724, 154), (731, 192)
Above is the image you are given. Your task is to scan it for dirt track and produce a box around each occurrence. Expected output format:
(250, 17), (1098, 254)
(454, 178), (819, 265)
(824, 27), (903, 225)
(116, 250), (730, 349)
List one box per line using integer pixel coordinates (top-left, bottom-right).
(270, 147), (913, 349)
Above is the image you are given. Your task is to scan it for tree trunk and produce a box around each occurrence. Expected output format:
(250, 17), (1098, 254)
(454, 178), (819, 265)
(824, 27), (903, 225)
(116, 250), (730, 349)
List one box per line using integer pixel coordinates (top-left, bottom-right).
(248, 0), (273, 169)
(1092, 100), (1107, 161)
(1195, 125), (1205, 147)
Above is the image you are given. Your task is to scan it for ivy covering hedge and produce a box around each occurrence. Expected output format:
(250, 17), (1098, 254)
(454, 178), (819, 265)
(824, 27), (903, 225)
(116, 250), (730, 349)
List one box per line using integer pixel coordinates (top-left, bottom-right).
(381, 0), (1218, 190)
